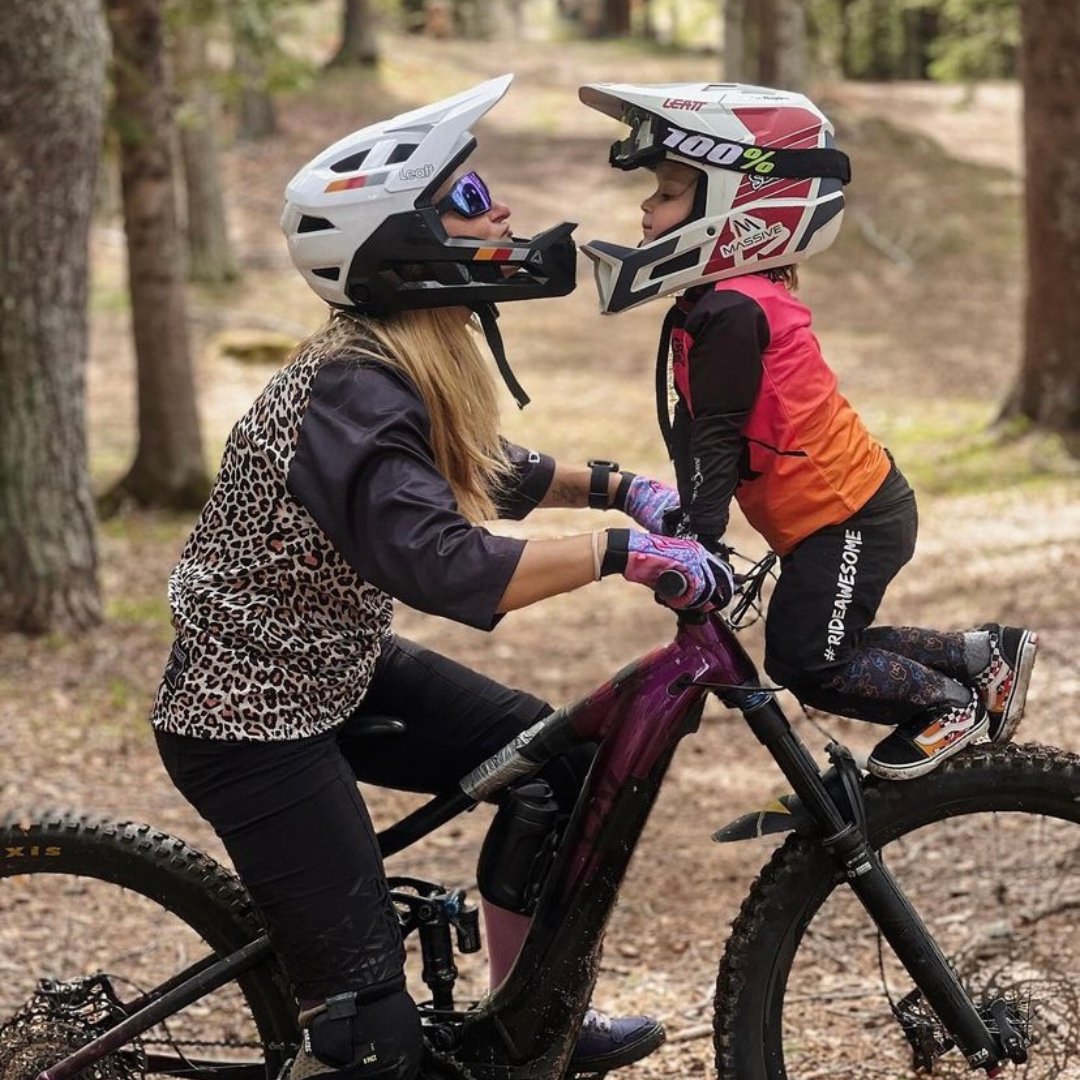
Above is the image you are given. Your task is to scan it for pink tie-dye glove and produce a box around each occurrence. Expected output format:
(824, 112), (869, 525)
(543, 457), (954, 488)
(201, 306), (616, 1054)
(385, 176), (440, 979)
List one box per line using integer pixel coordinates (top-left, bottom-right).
(603, 529), (733, 610)
(616, 474), (682, 535)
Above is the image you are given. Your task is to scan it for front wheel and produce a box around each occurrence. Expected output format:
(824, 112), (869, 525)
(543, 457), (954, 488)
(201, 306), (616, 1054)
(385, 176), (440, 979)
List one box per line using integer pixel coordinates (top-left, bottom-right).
(714, 743), (1080, 1079)
(0, 814), (298, 1080)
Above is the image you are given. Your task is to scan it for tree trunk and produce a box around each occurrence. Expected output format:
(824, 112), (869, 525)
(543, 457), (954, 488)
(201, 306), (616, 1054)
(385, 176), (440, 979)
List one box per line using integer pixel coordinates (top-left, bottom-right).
(838, 0), (855, 78)
(640, 0), (656, 42)
(774, 0), (807, 91)
(104, 0), (210, 510)
(602, 0), (632, 35)
(757, 0), (779, 84)
(1010, 0), (1080, 448)
(577, 0), (605, 37)
(866, 0), (895, 80)
(0, 0), (106, 634)
(328, 0), (379, 67)
(173, 18), (238, 286)
(723, 0), (748, 81)
(230, 1), (277, 141)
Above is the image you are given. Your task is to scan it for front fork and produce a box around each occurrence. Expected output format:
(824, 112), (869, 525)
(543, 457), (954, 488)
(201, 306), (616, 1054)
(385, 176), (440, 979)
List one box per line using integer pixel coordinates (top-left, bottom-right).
(729, 687), (1006, 1073)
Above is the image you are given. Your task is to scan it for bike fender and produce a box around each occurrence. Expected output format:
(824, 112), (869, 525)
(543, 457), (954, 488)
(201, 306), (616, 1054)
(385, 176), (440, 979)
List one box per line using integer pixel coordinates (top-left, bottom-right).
(711, 792), (815, 842)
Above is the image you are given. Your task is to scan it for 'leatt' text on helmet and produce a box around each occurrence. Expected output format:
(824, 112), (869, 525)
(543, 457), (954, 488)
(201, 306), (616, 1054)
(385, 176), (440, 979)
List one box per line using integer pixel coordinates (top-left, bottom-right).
(577, 82), (851, 314)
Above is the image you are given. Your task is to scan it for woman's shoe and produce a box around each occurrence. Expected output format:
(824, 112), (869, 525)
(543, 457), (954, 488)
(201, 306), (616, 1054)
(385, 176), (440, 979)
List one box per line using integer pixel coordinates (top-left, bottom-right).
(568, 1008), (665, 1073)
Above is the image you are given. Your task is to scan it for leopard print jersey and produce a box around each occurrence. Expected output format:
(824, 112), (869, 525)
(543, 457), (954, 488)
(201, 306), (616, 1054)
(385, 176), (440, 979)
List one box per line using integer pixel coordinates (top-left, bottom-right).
(150, 343), (393, 742)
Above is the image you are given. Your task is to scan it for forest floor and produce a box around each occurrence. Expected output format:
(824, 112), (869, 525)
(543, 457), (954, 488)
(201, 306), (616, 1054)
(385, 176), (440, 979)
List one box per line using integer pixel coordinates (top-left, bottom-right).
(2, 21), (1079, 1080)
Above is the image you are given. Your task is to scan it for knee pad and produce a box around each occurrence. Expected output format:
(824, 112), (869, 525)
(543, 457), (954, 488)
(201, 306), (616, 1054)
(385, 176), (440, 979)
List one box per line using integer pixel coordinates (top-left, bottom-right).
(302, 989), (422, 1080)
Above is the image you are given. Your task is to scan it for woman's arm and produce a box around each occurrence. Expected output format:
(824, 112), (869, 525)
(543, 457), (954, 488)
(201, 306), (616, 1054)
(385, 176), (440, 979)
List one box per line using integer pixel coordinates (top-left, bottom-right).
(495, 532), (604, 612)
(537, 463), (622, 509)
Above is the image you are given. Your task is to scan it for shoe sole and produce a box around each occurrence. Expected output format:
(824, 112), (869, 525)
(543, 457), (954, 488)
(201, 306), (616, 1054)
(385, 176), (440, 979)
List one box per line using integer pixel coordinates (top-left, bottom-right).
(990, 631), (1039, 743)
(867, 711), (990, 782)
(568, 1026), (666, 1074)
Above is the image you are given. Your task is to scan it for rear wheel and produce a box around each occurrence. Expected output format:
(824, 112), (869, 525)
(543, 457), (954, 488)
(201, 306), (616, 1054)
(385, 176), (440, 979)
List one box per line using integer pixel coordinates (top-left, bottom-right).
(0, 814), (297, 1080)
(714, 744), (1080, 1079)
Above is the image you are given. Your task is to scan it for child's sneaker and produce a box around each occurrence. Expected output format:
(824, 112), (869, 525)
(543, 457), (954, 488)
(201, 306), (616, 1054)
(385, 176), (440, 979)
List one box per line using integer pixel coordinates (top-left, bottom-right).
(971, 624), (1039, 742)
(868, 697), (988, 781)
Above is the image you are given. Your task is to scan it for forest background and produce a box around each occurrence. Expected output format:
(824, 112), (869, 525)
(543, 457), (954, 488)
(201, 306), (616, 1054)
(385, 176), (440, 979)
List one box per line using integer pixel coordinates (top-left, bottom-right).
(0, 1), (1078, 1076)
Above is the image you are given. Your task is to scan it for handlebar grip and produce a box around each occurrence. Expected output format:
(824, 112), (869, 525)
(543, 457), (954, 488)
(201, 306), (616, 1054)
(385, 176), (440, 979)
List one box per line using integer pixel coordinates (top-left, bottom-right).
(655, 569), (688, 600)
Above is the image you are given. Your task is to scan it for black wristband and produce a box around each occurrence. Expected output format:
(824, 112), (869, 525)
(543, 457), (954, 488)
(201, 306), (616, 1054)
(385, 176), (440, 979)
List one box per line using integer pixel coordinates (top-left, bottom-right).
(600, 528), (630, 576)
(586, 459), (620, 509)
(611, 471), (636, 512)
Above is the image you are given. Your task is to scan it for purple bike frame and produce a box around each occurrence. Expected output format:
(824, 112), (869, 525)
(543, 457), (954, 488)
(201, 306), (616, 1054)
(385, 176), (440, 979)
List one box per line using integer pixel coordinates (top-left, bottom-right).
(455, 611), (757, 1080)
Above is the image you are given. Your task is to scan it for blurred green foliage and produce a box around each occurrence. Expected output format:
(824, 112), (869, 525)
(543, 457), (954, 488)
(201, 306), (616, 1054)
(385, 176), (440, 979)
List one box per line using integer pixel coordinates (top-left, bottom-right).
(808, 0), (1016, 82)
(925, 0), (1018, 81)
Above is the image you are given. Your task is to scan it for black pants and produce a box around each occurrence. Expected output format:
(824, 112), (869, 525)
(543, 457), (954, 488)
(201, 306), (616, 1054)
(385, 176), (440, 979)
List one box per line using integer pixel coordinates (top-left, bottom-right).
(156, 636), (591, 1003)
(764, 466), (969, 725)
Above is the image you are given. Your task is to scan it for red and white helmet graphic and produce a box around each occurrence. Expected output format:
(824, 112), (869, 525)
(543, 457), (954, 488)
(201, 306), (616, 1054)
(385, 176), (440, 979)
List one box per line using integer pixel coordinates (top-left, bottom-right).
(578, 82), (851, 313)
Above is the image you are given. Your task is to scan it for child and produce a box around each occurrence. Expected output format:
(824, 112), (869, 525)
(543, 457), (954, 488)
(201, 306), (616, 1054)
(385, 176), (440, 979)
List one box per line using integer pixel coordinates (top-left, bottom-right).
(578, 82), (1038, 780)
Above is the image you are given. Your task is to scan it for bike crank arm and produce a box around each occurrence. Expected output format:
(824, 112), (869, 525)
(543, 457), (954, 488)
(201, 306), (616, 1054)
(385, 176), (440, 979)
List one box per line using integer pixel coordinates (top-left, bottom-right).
(732, 689), (1005, 1071)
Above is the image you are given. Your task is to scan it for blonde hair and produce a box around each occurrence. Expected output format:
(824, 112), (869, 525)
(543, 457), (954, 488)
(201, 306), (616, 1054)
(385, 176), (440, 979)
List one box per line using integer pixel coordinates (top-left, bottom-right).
(301, 308), (511, 523)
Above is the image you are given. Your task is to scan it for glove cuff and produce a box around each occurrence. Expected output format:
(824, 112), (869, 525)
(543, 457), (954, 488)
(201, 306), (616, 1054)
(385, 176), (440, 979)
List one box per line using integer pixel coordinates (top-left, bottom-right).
(600, 528), (630, 576)
(610, 471), (637, 512)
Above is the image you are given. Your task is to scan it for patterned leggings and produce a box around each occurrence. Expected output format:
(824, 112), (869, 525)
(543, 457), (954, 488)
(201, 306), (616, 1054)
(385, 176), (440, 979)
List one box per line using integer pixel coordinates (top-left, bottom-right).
(764, 467), (976, 726)
(797, 626), (972, 726)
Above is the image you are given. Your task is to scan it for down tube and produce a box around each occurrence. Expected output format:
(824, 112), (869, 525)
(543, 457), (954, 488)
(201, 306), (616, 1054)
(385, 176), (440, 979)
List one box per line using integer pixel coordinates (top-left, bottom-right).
(456, 641), (715, 1079)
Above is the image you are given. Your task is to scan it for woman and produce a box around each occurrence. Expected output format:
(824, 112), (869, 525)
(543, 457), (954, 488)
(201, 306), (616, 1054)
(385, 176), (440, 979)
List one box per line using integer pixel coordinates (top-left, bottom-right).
(150, 76), (730, 1080)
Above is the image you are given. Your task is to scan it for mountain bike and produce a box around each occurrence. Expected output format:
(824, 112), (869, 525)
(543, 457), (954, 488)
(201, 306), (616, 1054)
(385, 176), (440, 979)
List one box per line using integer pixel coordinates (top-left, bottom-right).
(2, 557), (1077, 1080)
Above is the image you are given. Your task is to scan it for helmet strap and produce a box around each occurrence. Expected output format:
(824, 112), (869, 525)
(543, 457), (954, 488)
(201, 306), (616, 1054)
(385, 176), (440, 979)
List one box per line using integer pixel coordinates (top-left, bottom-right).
(655, 303), (678, 458)
(473, 303), (530, 409)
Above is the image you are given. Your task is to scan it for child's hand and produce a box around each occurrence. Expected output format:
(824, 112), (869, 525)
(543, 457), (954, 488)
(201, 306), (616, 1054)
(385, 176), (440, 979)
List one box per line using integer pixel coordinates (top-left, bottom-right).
(615, 474), (681, 534)
(619, 530), (733, 610)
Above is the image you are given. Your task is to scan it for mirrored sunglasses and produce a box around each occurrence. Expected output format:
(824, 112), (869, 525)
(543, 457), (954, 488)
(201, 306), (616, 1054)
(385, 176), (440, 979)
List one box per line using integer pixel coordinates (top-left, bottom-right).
(435, 171), (493, 219)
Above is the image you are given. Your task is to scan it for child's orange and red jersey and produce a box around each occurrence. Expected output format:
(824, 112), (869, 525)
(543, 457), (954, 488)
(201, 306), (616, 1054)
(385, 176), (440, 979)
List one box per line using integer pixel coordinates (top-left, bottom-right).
(667, 274), (888, 555)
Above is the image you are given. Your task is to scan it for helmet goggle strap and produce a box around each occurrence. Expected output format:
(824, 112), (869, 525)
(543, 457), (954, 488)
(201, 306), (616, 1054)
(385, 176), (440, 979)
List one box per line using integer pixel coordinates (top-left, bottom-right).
(609, 106), (852, 184)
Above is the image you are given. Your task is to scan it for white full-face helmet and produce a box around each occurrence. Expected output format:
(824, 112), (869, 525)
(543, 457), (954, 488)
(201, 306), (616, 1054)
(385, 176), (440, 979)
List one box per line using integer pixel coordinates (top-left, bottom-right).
(281, 74), (577, 316)
(577, 82), (851, 313)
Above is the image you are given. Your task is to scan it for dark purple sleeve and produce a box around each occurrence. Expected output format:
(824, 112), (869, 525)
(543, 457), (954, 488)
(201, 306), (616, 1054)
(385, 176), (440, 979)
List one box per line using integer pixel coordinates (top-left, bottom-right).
(683, 290), (770, 539)
(496, 440), (556, 520)
(286, 362), (525, 631)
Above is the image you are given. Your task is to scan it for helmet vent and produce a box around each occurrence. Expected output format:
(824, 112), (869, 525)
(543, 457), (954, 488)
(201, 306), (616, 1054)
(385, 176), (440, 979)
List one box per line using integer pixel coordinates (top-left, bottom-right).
(311, 266), (341, 281)
(650, 249), (700, 280)
(330, 149), (370, 173)
(297, 215), (335, 234)
(387, 143), (418, 164)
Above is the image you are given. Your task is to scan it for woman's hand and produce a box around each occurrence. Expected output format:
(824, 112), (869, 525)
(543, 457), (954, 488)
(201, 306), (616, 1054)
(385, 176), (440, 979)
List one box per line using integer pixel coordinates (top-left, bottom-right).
(613, 530), (733, 610)
(614, 475), (682, 534)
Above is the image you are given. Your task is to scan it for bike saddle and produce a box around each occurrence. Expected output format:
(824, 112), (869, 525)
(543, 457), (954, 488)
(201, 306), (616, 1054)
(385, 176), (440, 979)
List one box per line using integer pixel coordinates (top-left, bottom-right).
(345, 714), (407, 739)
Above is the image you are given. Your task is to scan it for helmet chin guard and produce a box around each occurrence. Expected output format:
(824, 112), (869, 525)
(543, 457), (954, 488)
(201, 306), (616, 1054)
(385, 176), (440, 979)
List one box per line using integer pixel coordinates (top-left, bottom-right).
(578, 82), (850, 313)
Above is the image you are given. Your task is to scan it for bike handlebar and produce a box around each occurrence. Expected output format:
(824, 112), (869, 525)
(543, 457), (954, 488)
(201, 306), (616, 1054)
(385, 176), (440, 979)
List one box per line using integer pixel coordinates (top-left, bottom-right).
(655, 569), (689, 600)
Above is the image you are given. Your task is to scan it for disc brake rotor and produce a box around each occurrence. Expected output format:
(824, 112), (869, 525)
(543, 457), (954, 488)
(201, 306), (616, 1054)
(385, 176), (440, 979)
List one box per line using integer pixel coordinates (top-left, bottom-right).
(0, 977), (145, 1080)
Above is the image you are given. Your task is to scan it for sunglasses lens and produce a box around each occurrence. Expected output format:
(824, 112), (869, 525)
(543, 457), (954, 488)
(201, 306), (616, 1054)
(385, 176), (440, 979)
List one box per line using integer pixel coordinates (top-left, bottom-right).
(451, 173), (491, 217)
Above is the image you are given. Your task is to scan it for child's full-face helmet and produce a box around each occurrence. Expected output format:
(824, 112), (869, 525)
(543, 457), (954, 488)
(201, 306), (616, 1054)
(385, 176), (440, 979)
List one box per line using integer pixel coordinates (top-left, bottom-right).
(281, 74), (577, 315)
(578, 82), (851, 313)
